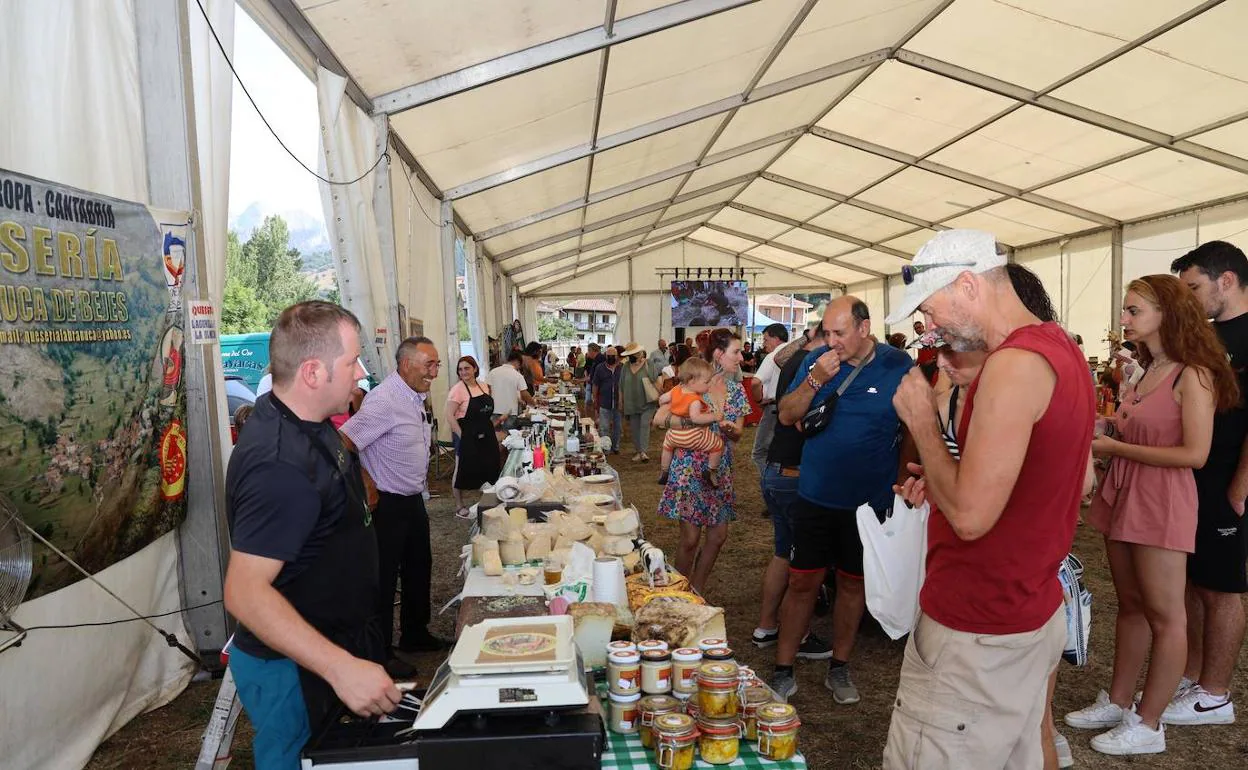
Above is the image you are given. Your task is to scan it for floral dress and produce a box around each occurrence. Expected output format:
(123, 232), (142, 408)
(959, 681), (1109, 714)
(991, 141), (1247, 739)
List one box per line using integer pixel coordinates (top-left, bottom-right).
(658, 379), (750, 527)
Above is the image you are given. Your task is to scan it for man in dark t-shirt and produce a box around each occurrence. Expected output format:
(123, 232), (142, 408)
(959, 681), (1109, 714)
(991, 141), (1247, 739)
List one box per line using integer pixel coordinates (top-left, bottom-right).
(1170, 241), (1248, 723)
(224, 302), (400, 769)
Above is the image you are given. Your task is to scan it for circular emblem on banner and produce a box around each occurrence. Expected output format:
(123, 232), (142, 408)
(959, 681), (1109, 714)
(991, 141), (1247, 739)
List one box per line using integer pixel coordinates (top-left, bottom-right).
(160, 421), (187, 500)
(159, 325), (184, 406)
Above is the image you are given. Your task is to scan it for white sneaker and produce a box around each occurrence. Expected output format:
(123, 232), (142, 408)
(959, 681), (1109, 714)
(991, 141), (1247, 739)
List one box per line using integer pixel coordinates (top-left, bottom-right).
(1053, 732), (1074, 769)
(1065, 689), (1127, 729)
(1135, 675), (1195, 706)
(1161, 685), (1235, 726)
(1090, 709), (1165, 756)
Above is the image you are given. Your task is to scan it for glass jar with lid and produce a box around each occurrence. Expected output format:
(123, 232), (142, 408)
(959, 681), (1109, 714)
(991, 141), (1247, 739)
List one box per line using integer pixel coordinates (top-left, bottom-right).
(696, 715), (742, 765)
(608, 649), (641, 696)
(701, 646), (734, 664)
(652, 712), (698, 770)
(637, 639), (669, 655)
(671, 647), (702, 695)
(641, 650), (673, 694)
(695, 661), (740, 718)
(637, 694), (681, 749)
(740, 686), (773, 740)
(756, 702), (801, 761)
(608, 691), (641, 734)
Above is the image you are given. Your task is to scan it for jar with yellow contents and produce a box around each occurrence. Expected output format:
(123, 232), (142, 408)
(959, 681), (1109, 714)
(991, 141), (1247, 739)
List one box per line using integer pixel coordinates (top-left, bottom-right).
(696, 715), (742, 765)
(652, 712), (698, 770)
(740, 686), (772, 740)
(756, 702), (801, 761)
(695, 661), (740, 718)
(637, 694), (681, 750)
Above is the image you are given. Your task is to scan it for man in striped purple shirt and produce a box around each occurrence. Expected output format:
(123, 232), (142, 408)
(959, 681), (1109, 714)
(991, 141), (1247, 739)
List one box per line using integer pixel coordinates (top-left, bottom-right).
(342, 336), (448, 658)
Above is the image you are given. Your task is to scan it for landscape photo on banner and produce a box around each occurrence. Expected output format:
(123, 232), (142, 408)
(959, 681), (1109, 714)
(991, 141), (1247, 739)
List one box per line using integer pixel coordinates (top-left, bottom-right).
(0, 168), (189, 599)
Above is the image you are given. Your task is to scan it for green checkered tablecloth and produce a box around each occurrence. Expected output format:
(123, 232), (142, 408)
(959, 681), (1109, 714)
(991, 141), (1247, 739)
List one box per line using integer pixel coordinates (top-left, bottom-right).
(596, 683), (807, 770)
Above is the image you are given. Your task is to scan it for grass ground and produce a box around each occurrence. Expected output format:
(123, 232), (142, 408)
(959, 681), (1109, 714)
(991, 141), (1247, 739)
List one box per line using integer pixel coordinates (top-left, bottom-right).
(87, 423), (1248, 769)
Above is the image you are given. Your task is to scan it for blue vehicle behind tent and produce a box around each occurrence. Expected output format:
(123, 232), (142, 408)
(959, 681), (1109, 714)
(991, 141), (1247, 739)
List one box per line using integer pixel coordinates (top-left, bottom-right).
(220, 332), (270, 391)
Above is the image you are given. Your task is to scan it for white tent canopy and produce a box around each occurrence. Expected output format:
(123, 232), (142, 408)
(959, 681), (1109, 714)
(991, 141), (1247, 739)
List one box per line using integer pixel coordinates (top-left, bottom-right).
(260, 0), (1248, 358)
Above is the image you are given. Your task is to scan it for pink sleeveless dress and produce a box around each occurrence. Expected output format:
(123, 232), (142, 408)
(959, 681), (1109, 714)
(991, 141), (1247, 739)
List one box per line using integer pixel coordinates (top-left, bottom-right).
(1087, 367), (1197, 552)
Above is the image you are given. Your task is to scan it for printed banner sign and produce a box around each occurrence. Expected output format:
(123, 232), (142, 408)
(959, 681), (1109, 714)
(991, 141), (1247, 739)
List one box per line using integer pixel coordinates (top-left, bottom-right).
(0, 168), (189, 599)
(188, 300), (218, 345)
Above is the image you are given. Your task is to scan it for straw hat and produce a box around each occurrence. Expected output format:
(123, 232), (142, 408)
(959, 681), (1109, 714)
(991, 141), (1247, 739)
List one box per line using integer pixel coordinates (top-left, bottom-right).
(620, 342), (645, 358)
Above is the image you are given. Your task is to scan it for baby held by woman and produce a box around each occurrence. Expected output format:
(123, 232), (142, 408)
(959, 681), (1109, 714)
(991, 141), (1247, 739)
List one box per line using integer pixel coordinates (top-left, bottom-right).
(657, 357), (723, 487)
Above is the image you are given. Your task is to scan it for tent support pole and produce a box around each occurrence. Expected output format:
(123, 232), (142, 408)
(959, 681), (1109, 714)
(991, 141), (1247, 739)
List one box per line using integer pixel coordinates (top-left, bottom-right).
(136, 0), (229, 656)
(1110, 226), (1124, 338)
(441, 200), (460, 390)
(372, 115), (402, 365)
(628, 257), (636, 343)
(882, 275), (891, 334)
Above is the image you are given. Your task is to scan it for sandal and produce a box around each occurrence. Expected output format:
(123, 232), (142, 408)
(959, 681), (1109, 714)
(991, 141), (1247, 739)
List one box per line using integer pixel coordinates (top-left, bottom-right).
(455, 507), (474, 520)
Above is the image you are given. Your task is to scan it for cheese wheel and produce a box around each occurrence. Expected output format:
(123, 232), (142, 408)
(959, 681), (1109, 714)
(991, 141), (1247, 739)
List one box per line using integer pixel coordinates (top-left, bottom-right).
(526, 535), (552, 561)
(499, 539), (527, 566)
(508, 507), (529, 531)
(471, 535), (499, 567)
(482, 549), (503, 576)
(605, 509), (640, 536)
(481, 506), (510, 540)
(621, 550), (642, 574)
(602, 535), (635, 556)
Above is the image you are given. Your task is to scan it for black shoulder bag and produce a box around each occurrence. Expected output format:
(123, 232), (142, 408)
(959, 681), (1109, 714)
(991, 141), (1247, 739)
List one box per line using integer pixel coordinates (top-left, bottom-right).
(800, 347), (875, 436)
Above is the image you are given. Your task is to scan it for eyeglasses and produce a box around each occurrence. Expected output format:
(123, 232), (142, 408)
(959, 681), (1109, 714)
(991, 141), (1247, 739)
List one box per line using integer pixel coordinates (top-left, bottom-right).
(901, 261), (977, 285)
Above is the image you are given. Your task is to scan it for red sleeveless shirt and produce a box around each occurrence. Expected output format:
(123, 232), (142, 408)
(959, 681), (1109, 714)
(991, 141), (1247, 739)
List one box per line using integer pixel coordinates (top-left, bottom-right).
(921, 323), (1095, 634)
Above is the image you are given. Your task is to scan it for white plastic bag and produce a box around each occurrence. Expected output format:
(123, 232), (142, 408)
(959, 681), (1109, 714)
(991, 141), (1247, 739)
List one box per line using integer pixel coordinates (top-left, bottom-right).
(1058, 553), (1092, 666)
(857, 495), (929, 640)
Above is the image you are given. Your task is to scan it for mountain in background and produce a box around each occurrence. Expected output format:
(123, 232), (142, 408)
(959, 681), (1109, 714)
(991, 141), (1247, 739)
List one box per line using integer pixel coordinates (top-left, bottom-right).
(229, 201), (329, 257)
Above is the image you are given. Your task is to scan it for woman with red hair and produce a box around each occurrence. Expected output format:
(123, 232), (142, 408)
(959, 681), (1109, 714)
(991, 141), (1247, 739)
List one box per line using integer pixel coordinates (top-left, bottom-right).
(1068, 275), (1239, 756)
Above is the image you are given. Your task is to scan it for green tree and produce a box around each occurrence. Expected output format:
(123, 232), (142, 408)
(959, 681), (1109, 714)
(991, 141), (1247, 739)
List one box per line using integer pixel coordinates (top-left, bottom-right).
(538, 315), (576, 341)
(222, 216), (320, 332)
(458, 307), (471, 340)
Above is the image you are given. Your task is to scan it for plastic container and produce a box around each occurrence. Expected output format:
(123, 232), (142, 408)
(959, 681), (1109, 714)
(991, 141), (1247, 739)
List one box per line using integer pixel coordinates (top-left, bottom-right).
(756, 702), (801, 761)
(695, 661), (740, 718)
(697, 638), (727, 653)
(671, 647), (703, 695)
(653, 712), (698, 770)
(641, 650), (673, 694)
(638, 694), (681, 749)
(740, 686), (772, 740)
(608, 650), (642, 696)
(696, 715), (742, 765)
(637, 639), (670, 654)
(608, 691), (641, 734)
(607, 640), (638, 655)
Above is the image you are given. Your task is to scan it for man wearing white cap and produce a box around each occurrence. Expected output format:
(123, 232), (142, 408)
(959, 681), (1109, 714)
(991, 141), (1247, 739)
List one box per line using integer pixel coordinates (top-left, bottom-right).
(881, 230), (1094, 769)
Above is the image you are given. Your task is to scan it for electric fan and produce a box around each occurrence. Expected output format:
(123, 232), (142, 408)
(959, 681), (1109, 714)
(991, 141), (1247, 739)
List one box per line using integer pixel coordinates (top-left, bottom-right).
(0, 495), (32, 653)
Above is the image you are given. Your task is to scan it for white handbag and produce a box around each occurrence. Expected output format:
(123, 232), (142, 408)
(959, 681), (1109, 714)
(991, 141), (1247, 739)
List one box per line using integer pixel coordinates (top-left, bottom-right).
(857, 495), (929, 640)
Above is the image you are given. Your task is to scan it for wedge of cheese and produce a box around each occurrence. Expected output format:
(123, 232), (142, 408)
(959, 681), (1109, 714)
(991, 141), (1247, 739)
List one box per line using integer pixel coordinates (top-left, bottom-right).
(481, 506), (511, 541)
(604, 508), (640, 536)
(525, 534), (552, 561)
(508, 507), (529, 531)
(602, 535), (635, 556)
(568, 601), (618, 668)
(499, 537), (527, 566)
(482, 549), (503, 576)
(471, 535), (498, 567)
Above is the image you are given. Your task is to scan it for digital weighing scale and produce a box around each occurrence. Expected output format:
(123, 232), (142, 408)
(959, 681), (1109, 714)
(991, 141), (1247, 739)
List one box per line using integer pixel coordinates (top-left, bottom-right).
(301, 615), (603, 770)
(409, 614), (589, 731)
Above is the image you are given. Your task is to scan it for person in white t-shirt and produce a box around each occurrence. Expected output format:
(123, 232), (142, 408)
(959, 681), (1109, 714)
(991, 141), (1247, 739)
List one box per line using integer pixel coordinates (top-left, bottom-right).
(485, 351), (535, 428)
(750, 323), (790, 479)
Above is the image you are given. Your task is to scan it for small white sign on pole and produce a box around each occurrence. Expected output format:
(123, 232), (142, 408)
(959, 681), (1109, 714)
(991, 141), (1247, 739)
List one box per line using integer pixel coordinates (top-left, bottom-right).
(188, 300), (219, 345)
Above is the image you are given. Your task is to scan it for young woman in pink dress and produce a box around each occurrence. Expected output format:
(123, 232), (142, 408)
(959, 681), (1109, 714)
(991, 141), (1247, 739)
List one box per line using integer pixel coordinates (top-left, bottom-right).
(1068, 275), (1239, 756)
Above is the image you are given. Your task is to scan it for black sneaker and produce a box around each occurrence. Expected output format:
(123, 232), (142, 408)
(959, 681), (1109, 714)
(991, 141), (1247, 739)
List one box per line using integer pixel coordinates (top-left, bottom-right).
(752, 629), (779, 648)
(796, 632), (833, 660)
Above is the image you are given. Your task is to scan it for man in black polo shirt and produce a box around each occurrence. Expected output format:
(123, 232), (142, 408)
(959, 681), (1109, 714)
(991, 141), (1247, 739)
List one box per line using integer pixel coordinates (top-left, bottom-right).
(225, 301), (400, 769)
(751, 327), (830, 659)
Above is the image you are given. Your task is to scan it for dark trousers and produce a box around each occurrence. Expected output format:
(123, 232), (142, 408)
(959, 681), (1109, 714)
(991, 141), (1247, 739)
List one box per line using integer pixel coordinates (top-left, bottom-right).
(374, 491), (431, 650)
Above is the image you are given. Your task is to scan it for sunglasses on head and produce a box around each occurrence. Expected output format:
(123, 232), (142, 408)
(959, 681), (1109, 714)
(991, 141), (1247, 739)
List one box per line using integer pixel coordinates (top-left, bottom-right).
(901, 261), (977, 285)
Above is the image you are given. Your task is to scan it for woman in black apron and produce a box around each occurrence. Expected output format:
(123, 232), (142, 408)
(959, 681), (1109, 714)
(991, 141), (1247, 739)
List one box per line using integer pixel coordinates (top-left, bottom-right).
(449, 357), (502, 518)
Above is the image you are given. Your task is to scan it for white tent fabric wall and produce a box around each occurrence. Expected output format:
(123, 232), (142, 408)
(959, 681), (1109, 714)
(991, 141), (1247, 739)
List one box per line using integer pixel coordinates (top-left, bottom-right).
(317, 66), (394, 379)
(388, 152), (453, 438)
(465, 240), (490, 368)
(0, 2), (218, 767)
